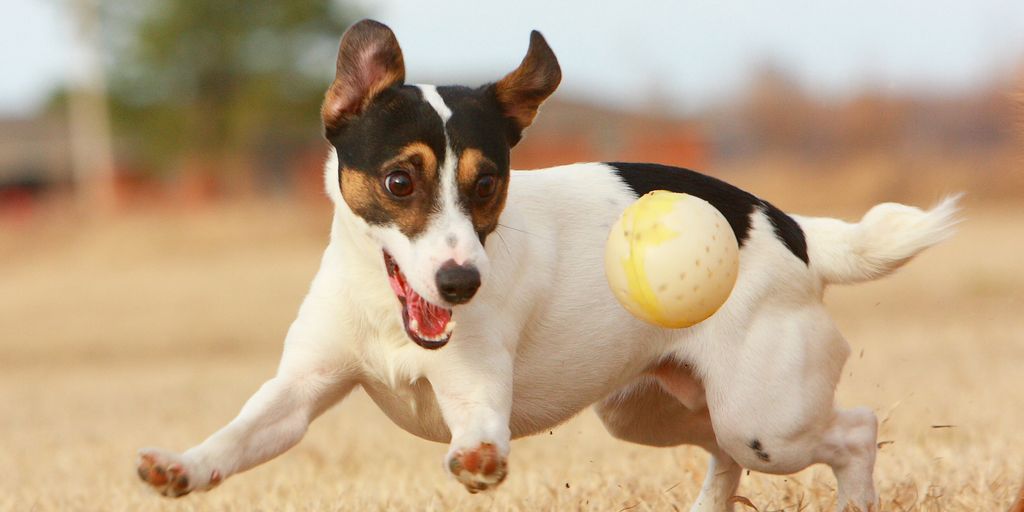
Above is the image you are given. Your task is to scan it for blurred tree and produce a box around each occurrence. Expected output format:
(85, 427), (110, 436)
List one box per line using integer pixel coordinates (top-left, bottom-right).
(97, 0), (359, 190)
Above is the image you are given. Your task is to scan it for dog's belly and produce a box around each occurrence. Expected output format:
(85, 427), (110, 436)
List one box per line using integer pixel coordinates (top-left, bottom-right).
(360, 375), (645, 444)
(360, 321), (670, 443)
(505, 322), (670, 436)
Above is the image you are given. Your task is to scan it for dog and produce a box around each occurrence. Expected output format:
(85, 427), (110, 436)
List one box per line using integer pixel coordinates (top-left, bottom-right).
(137, 19), (960, 511)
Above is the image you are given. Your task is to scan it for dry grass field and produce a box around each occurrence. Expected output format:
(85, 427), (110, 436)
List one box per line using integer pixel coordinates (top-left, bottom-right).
(2, 192), (1022, 511)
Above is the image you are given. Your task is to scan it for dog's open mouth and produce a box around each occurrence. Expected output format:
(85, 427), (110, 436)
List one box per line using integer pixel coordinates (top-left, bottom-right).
(383, 251), (455, 349)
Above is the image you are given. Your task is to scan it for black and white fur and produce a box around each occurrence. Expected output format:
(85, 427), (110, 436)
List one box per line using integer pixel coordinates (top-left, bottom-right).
(137, 20), (960, 511)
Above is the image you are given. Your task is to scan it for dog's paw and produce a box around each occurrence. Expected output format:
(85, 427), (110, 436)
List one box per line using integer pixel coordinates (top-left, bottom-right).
(446, 442), (508, 493)
(136, 448), (221, 498)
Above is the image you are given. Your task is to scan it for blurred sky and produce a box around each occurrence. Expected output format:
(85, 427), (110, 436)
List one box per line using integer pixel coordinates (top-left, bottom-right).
(3, 0), (1024, 116)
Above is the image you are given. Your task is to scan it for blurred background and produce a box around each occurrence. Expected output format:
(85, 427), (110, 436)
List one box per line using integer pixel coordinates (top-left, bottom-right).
(2, 0), (1022, 212)
(2, 1), (1023, 510)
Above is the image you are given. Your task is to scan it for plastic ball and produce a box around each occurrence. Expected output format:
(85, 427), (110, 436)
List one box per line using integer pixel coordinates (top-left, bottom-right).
(605, 190), (740, 328)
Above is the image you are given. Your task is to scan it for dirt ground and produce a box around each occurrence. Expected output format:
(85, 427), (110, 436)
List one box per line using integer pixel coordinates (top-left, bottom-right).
(2, 194), (1022, 511)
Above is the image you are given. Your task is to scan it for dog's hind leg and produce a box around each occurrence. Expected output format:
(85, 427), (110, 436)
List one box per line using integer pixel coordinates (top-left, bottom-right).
(691, 451), (742, 512)
(814, 407), (879, 511)
(702, 303), (879, 511)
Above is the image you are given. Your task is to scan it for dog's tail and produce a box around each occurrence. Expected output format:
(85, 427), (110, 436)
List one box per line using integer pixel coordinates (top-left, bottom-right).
(796, 195), (961, 285)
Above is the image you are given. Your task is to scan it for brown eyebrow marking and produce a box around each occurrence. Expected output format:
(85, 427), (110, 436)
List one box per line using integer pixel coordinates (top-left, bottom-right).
(384, 141), (439, 176)
(457, 148), (489, 187)
(457, 148), (506, 238)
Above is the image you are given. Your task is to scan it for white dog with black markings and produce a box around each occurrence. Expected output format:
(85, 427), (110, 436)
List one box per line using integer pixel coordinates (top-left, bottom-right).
(138, 20), (959, 511)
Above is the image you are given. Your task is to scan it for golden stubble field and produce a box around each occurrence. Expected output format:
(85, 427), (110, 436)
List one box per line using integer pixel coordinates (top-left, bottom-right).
(2, 191), (1022, 511)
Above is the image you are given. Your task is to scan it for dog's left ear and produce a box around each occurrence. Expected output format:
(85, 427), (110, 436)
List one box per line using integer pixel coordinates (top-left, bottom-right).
(322, 19), (406, 137)
(491, 31), (561, 146)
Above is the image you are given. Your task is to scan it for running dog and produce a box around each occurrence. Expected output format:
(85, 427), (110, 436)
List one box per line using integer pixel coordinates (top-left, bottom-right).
(137, 20), (959, 511)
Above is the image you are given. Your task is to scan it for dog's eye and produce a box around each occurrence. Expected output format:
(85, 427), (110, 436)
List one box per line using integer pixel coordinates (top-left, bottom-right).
(475, 175), (497, 199)
(384, 170), (414, 197)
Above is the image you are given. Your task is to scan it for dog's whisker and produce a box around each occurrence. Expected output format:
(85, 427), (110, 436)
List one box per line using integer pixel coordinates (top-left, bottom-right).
(497, 223), (536, 237)
(494, 229), (512, 256)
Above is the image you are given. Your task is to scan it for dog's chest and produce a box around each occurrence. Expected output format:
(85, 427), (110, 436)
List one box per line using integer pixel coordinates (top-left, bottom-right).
(359, 376), (451, 442)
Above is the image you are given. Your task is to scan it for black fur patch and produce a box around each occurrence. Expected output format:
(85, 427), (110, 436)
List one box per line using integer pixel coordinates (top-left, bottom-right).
(748, 439), (771, 462)
(330, 86), (447, 185)
(608, 162), (809, 264)
(329, 85), (447, 234)
(762, 205), (809, 264)
(438, 85), (515, 243)
(438, 85), (515, 173)
(327, 84), (516, 243)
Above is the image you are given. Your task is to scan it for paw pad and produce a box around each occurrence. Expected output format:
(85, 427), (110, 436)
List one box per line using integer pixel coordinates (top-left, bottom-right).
(448, 443), (508, 493)
(136, 449), (211, 498)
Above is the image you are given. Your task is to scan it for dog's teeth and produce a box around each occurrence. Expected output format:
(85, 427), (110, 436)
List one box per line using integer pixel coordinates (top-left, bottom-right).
(419, 329), (452, 342)
(443, 321), (457, 335)
(409, 319), (419, 332)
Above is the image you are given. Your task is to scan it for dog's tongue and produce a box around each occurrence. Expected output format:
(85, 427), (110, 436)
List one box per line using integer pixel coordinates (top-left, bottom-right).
(407, 288), (452, 338)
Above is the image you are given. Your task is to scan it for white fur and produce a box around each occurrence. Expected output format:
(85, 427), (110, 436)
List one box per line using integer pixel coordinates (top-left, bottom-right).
(141, 148), (959, 511)
(416, 84), (452, 122)
(796, 194), (962, 284)
(413, 84), (489, 275)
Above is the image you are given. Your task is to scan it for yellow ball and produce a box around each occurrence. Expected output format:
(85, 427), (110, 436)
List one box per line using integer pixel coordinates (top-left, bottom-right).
(605, 191), (740, 328)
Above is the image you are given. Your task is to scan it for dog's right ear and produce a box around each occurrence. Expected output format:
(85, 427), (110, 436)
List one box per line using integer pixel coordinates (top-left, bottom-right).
(322, 20), (405, 136)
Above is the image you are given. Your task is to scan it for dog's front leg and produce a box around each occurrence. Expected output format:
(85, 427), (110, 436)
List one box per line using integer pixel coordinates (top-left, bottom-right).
(138, 366), (355, 497)
(426, 342), (514, 493)
(137, 254), (360, 497)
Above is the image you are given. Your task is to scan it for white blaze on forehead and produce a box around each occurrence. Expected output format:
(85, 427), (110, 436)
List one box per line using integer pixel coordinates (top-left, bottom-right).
(412, 85), (484, 270)
(413, 83), (458, 230)
(416, 84), (452, 122)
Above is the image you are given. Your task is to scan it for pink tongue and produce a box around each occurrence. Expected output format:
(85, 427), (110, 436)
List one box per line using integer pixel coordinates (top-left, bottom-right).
(407, 289), (451, 337)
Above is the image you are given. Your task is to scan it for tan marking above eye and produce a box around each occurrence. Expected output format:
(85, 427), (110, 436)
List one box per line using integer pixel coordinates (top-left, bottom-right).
(457, 148), (493, 189)
(457, 148), (507, 236)
(382, 142), (439, 177)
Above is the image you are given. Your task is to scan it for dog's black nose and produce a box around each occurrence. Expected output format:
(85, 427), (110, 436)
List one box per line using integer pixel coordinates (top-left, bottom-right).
(436, 261), (481, 304)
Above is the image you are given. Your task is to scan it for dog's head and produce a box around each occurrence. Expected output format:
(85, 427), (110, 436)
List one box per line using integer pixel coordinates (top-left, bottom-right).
(322, 20), (560, 349)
